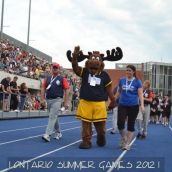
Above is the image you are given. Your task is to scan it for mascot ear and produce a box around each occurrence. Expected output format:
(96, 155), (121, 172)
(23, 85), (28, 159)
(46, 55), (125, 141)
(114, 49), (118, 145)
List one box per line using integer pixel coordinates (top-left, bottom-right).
(88, 52), (92, 57)
(100, 54), (104, 60)
(100, 54), (104, 57)
(102, 47), (123, 61)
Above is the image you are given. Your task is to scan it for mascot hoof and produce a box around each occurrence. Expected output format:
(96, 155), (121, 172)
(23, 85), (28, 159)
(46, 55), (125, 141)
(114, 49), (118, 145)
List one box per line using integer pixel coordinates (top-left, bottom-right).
(79, 142), (92, 149)
(97, 135), (106, 147)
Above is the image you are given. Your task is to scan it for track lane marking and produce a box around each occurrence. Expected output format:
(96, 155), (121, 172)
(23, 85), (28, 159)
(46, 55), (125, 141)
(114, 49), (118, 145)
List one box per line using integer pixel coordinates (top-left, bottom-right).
(107, 137), (136, 172)
(0, 119), (112, 146)
(0, 126), (81, 146)
(169, 123), (172, 131)
(1, 127), (112, 172)
(0, 121), (79, 134)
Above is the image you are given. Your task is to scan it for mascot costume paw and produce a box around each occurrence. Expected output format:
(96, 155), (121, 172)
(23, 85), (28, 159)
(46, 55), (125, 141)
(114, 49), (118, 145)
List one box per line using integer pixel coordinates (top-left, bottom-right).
(66, 46), (123, 149)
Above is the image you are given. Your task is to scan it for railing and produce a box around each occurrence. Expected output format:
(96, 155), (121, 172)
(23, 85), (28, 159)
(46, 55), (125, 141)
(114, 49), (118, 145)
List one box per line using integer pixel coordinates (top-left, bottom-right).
(0, 92), (78, 119)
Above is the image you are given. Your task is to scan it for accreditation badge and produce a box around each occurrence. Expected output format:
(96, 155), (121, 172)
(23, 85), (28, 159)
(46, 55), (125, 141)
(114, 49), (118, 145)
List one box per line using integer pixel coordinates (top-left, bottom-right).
(46, 84), (51, 90)
(90, 77), (96, 86)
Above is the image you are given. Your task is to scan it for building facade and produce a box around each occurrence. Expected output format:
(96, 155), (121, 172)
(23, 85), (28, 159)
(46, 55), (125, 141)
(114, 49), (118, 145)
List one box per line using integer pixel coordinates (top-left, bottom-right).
(116, 62), (172, 100)
(143, 62), (172, 99)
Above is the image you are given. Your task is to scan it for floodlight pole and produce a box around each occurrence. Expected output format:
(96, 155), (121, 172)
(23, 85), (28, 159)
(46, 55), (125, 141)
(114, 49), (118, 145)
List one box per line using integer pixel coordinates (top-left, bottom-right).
(0, 0), (5, 40)
(27, 0), (31, 51)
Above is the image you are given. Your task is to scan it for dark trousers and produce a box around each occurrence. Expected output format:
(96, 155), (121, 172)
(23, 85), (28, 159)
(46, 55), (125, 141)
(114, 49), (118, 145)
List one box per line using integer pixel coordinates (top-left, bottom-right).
(10, 95), (18, 110)
(118, 105), (139, 132)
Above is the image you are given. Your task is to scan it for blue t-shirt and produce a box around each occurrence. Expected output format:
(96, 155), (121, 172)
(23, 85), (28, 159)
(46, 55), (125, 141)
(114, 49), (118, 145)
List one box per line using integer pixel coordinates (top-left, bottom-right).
(118, 77), (142, 106)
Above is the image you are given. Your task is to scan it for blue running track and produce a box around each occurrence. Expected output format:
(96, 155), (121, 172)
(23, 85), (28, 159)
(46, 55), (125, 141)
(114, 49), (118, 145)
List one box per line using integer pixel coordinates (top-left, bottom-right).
(0, 114), (171, 172)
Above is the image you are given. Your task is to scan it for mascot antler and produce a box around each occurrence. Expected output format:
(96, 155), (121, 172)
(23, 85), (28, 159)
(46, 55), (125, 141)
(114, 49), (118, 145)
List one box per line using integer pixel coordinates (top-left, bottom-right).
(66, 50), (89, 62)
(102, 47), (123, 61)
(66, 47), (123, 62)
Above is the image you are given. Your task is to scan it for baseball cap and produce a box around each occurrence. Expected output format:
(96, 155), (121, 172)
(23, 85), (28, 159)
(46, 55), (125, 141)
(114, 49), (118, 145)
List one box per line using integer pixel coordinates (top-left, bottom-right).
(52, 63), (60, 68)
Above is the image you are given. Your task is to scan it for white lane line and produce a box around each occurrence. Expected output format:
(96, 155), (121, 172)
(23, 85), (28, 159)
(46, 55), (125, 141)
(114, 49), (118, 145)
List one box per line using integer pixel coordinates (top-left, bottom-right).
(107, 137), (137, 172)
(169, 123), (172, 131)
(0, 126), (81, 146)
(0, 119), (112, 146)
(1, 128), (112, 172)
(0, 118), (112, 134)
(0, 125), (46, 134)
(0, 121), (79, 134)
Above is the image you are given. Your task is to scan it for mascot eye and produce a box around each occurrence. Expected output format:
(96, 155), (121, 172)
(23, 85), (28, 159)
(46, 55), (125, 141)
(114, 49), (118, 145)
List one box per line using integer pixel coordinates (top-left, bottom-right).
(96, 57), (100, 60)
(92, 56), (96, 60)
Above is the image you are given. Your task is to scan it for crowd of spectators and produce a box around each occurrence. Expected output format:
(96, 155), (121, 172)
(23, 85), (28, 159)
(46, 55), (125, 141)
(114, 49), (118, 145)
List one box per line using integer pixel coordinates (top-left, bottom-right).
(0, 39), (51, 79)
(0, 39), (81, 112)
(150, 94), (171, 126)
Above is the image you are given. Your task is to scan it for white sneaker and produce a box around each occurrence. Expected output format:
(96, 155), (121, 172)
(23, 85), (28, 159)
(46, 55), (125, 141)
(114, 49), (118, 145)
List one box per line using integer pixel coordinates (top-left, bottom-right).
(119, 138), (126, 148)
(42, 134), (50, 142)
(54, 132), (62, 140)
(14, 109), (19, 112)
(122, 143), (130, 150)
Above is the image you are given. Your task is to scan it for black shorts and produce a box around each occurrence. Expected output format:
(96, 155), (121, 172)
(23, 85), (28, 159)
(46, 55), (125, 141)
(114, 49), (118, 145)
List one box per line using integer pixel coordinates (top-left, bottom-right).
(150, 111), (156, 116)
(118, 105), (139, 132)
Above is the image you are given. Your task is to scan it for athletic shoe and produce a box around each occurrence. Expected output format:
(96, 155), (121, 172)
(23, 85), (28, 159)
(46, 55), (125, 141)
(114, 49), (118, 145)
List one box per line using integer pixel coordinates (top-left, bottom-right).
(110, 131), (115, 134)
(54, 132), (62, 140)
(136, 133), (142, 139)
(162, 123), (166, 127)
(119, 138), (126, 148)
(122, 143), (130, 150)
(141, 133), (146, 139)
(14, 109), (19, 112)
(42, 134), (50, 142)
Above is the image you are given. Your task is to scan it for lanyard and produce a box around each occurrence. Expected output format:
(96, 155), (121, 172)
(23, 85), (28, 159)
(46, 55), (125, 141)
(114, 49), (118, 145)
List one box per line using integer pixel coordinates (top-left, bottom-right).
(126, 77), (135, 93)
(143, 89), (147, 96)
(50, 76), (58, 85)
(46, 76), (58, 90)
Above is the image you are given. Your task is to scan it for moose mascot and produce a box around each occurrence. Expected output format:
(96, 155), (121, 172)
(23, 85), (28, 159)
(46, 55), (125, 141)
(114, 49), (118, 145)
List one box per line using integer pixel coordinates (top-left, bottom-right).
(67, 46), (123, 149)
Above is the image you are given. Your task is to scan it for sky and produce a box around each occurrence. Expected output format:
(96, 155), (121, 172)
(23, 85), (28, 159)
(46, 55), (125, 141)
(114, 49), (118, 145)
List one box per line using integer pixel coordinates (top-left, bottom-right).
(1, 0), (172, 68)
